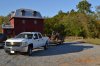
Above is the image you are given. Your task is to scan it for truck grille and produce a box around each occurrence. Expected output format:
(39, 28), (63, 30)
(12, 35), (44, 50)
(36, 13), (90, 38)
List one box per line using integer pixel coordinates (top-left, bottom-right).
(6, 42), (22, 47)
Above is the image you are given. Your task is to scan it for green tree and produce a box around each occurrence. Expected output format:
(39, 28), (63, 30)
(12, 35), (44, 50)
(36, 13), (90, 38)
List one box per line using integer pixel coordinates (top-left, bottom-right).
(0, 16), (9, 24)
(77, 0), (92, 13)
(44, 11), (67, 36)
(0, 16), (4, 24)
(96, 6), (100, 20)
(3, 16), (9, 24)
(44, 1), (99, 39)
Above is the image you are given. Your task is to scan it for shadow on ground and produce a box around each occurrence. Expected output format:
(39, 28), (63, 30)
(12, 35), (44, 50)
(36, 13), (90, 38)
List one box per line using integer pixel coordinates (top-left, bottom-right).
(31, 42), (93, 56)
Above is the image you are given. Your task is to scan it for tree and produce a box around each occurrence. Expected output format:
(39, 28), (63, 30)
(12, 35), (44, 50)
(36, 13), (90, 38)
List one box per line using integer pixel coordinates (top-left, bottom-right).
(96, 6), (100, 12)
(96, 6), (100, 20)
(44, 11), (67, 36)
(70, 9), (75, 13)
(0, 16), (4, 24)
(3, 16), (9, 24)
(77, 0), (92, 13)
(44, 1), (99, 38)
(0, 16), (9, 25)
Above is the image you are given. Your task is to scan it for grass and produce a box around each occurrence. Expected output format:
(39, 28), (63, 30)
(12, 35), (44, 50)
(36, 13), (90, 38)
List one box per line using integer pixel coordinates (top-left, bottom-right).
(64, 39), (83, 42)
(64, 36), (83, 42)
(84, 39), (100, 45)
(65, 37), (100, 45)
(64, 39), (79, 42)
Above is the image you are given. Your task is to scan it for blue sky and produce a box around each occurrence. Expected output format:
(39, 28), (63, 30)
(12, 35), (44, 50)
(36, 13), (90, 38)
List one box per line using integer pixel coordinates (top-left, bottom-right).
(0, 0), (100, 17)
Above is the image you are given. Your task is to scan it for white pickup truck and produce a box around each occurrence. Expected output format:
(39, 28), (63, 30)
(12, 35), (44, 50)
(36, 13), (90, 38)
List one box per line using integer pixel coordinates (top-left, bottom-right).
(4, 32), (49, 56)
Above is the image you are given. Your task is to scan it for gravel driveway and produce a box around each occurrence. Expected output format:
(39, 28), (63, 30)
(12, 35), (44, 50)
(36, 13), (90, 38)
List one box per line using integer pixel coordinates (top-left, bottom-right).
(0, 42), (100, 66)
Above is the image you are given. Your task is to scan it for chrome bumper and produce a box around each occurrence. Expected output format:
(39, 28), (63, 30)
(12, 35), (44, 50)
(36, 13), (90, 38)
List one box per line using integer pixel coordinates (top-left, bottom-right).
(4, 46), (28, 53)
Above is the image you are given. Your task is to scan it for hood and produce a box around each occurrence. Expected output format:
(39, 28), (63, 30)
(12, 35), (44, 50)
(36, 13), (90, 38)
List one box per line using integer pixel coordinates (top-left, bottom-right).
(6, 38), (26, 42)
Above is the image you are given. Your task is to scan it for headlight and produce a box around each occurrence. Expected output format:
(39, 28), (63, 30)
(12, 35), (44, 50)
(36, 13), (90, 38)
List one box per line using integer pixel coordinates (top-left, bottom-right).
(21, 42), (27, 46)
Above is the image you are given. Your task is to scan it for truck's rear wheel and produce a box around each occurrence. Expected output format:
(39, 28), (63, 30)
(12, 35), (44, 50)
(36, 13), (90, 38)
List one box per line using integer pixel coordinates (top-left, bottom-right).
(28, 46), (33, 56)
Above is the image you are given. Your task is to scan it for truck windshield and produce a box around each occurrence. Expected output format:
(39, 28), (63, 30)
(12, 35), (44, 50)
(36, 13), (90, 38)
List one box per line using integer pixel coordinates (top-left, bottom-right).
(15, 34), (33, 39)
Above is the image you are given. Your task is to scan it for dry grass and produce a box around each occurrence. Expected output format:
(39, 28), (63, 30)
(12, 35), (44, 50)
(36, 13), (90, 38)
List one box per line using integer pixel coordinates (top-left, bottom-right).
(65, 36), (100, 45)
(66, 39), (100, 45)
(65, 39), (81, 42)
(64, 36), (83, 42)
(84, 39), (100, 45)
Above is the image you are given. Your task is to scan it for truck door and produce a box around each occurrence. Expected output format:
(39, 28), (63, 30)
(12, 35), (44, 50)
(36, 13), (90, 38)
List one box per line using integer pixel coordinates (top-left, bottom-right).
(33, 33), (39, 48)
(38, 33), (44, 46)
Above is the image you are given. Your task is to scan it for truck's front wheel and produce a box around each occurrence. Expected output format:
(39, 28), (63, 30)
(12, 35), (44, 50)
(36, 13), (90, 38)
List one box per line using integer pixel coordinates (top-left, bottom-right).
(28, 46), (33, 56)
(44, 42), (48, 50)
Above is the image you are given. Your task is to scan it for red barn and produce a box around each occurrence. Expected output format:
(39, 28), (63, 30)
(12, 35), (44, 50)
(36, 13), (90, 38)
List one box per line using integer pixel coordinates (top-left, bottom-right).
(2, 8), (44, 37)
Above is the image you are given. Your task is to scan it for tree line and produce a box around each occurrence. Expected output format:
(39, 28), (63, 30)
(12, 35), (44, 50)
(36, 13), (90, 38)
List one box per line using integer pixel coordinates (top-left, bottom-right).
(0, 16), (9, 32)
(0, 16), (9, 24)
(44, 0), (100, 38)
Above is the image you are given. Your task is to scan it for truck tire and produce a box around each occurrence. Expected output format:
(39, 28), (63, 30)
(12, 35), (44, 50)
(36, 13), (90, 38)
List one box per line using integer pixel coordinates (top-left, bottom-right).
(44, 42), (48, 50)
(28, 46), (33, 56)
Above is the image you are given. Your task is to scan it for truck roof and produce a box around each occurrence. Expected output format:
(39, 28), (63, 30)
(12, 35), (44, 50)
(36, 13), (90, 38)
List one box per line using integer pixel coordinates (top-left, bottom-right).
(20, 32), (40, 34)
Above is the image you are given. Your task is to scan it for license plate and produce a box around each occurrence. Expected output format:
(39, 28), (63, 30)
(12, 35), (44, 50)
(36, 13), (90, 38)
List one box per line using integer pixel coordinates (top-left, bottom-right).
(10, 51), (15, 53)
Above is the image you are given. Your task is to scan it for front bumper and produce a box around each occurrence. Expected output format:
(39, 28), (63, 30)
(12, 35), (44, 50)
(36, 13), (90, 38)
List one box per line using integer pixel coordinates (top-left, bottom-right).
(4, 46), (28, 53)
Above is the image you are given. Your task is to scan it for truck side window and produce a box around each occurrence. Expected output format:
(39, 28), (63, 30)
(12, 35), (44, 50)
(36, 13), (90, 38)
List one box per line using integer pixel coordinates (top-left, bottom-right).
(27, 34), (33, 39)
(38, 34), (42, 38)
(34, 34), (38, 39)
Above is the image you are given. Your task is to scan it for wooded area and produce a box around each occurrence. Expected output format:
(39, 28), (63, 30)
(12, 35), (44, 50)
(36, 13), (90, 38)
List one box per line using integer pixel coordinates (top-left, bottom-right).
(44, 0), (100, 38)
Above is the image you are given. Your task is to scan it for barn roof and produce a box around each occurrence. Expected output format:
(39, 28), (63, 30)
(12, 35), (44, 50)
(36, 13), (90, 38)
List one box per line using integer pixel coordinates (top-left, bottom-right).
(9, 8), (43, 19)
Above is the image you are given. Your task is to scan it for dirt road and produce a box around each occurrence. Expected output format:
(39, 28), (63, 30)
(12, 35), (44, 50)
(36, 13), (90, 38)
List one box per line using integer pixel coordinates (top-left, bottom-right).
(0, 42), (100, 66)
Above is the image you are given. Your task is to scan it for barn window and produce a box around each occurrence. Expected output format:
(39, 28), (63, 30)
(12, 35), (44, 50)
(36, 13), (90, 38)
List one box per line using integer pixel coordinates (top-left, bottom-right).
(34, 20), (37, 24)
(21, 10), (25, 16)
(33, 11), (37, 16)
(22, 20), (25, 24)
